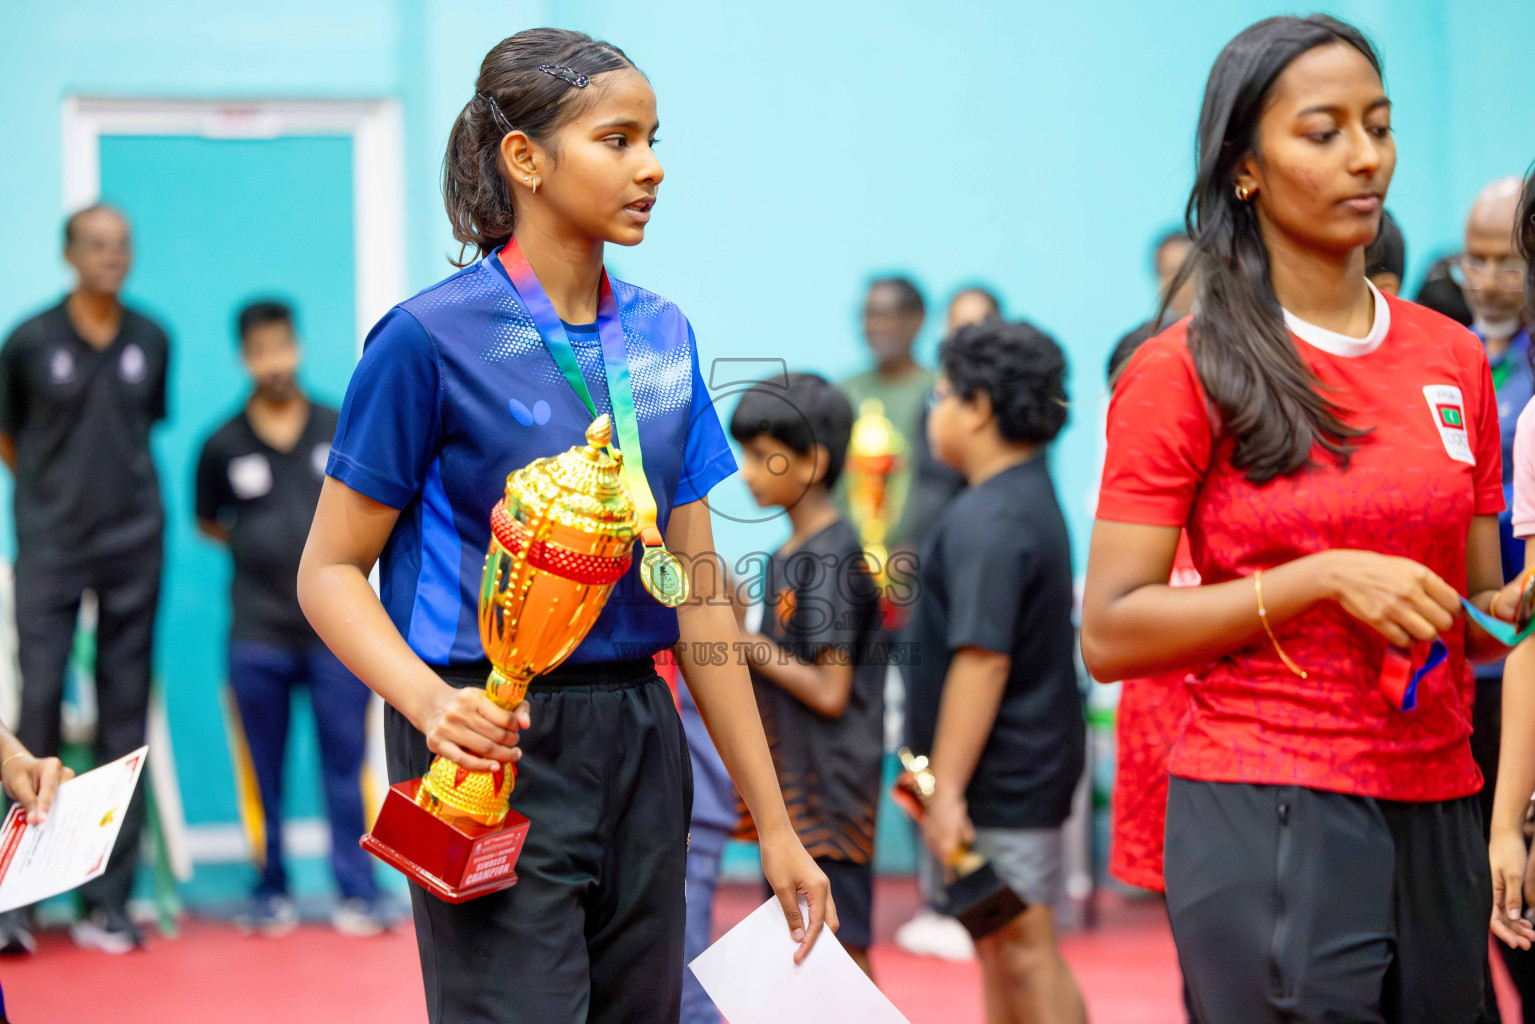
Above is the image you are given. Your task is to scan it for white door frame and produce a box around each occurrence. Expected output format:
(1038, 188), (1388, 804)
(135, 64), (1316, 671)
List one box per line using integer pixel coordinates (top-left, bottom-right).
(61, 96), (406, 355)
(58, 97), (404, 875)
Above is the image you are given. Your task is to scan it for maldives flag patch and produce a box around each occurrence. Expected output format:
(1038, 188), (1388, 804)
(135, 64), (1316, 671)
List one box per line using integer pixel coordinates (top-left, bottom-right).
(1422, 384), (1474, 464)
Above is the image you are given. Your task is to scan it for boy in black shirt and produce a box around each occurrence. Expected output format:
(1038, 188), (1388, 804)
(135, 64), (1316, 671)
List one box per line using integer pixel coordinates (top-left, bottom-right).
(195, 301), (383, 936)
(905, 321), (1087, 1024)
(729, 374), (885, 979)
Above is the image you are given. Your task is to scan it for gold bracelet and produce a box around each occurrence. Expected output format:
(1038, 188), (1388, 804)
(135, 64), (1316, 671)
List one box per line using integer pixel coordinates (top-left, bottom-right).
(1255, 569), (1307, 679)
(0, 752), (26, 774)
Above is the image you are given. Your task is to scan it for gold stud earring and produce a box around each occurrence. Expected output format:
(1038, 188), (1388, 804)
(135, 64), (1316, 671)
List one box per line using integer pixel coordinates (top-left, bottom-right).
(1236, 184), (1254, 202)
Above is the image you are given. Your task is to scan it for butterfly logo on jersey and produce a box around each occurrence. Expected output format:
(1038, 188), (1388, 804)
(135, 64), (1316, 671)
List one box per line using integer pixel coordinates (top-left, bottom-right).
(508, 398), (552, 427)
(1421, 385), (1473, 465)
(119, 343), (146, 384)
(49, 349), (75, 383)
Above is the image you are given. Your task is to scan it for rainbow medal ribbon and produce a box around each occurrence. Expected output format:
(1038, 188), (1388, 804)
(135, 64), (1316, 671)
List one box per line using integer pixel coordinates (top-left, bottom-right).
(1460, 596), (1535, 648)
(1380, 593), (1535, 713)
(499, 240), (688, 607)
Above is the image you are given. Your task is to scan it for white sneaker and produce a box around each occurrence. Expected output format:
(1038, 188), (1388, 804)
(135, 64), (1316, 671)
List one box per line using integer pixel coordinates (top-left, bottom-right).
(893, 908), (976, 961)
(71, 908), (145, 954)
(236, 894), (299, 938)
(331, 898), (391, 938)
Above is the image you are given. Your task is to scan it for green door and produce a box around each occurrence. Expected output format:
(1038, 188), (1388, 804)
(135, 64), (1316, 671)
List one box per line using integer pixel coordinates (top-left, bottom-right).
(99, 134), (356, 899)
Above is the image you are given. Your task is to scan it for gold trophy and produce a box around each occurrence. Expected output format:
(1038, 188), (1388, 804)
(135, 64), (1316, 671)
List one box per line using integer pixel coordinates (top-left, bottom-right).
(893, 748), (1027, 938)
(361, 416), (638, 901)
(844, 398), (905, 578)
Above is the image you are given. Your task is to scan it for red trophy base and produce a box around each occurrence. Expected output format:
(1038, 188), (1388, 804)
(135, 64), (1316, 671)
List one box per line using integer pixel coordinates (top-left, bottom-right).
(360, 778), (530, 904)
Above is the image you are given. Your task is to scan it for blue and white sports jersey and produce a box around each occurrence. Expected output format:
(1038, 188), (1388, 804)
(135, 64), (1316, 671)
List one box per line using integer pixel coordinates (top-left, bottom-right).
(328, 250), (737, 666)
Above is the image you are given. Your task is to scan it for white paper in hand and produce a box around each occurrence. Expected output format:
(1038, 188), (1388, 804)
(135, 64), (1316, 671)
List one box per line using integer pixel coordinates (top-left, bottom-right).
(689, 896), (910, 1024)
(0, 746), (148, 913)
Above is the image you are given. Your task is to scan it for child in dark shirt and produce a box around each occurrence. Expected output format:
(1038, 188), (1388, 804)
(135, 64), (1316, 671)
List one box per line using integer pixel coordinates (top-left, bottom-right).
(906, 320), (1087, 1024)
(730, 373), (886, 980)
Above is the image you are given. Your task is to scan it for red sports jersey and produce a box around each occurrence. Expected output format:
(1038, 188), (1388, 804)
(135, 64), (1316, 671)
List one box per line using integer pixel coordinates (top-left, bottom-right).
(1098, 292), (1503, 802)
(1110, 537), (1198, 892)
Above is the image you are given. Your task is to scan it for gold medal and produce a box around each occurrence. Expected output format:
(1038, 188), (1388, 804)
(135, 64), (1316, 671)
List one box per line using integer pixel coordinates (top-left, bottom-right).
(639, 546), (689, 607)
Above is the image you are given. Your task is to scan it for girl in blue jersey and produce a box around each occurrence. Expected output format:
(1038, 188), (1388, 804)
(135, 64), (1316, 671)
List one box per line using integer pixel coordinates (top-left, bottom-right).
(297, 28), (833, 1024)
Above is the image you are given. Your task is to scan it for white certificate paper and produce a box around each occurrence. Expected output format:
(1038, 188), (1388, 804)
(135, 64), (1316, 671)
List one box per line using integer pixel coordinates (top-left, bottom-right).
(0, 746), (148, 913)
(689, 896), (910, 1024)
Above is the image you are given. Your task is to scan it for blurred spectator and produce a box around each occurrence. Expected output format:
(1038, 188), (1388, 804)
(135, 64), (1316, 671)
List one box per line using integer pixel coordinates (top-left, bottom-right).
(1522, 166), (1535, 306)
(1414, 254), (1475, 326)
(731, 374), (884, 981)
(1462, 178), (1531, 558)
(1107, 230), (1194, 385)
(907, 319), (1086, 1023)
(855, 280), (977, 964)
(946, 286), (1002, 333)
(1460, 176), (1535, 1018)
(1463, 178), (1531, 364)
(0, 205), (169, 954)
(1151, 230), (1196, 319)
(835, 277), (934, 553)
(1364, 209), (1406, 296)
(194, 300), (386, 938)
(891, 287), (993, 564)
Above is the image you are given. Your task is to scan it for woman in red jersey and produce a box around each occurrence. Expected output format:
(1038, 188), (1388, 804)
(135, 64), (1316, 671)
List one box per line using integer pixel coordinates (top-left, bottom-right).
(1082, 15), (1508, 1023)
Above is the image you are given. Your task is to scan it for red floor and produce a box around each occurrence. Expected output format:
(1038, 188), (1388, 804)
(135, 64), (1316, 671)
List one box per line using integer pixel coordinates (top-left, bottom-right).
(0, 880), (1519, 1022)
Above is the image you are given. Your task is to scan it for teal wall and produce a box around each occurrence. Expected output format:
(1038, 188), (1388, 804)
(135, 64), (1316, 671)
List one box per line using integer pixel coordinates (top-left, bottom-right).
(0, 0), (1532, 891)
(3, 1), (1533, 558)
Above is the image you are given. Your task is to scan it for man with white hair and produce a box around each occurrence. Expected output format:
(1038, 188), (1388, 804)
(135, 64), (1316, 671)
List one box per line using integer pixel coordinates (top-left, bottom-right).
(1465, 179), (1533, 471)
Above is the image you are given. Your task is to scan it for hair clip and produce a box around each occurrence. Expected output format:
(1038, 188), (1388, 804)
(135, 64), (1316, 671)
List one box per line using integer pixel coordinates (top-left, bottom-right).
(538, 64), (590, 88)
(478, 92), (517, 135)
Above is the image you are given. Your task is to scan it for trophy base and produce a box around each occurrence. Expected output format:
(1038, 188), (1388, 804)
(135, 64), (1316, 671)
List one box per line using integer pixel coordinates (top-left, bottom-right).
(360, 778), (530, 904)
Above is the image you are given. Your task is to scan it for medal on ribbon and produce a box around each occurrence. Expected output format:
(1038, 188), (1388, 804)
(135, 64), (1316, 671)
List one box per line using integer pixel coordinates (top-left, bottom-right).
(498, 240), (689, 607)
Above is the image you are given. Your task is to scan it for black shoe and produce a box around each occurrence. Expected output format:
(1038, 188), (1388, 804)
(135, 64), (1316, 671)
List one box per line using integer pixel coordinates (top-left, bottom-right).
(0, 909), (35, 957)
(0, 923), (35, 956)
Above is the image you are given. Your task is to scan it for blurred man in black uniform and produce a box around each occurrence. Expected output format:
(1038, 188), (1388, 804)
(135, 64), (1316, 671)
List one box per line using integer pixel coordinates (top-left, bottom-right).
(195, 301), (384, 937)
(0, 205), (169, 953)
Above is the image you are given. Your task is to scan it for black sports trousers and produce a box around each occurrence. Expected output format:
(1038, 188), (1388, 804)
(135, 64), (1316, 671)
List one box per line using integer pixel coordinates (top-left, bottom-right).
(1164, 776), (1490, 1024)
(386, 659), (693, 1024)
(14, 541), (161, 916)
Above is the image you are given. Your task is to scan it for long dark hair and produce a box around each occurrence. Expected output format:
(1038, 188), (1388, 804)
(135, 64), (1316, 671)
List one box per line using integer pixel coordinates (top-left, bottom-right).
(443, 28), (637, 266)
(1160, 15), (1382, 483)
(1519, 164), (1535, 311)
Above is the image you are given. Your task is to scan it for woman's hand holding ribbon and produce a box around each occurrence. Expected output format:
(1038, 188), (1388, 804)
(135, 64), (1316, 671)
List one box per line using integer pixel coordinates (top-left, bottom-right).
(1319, 550), (1460, 647)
